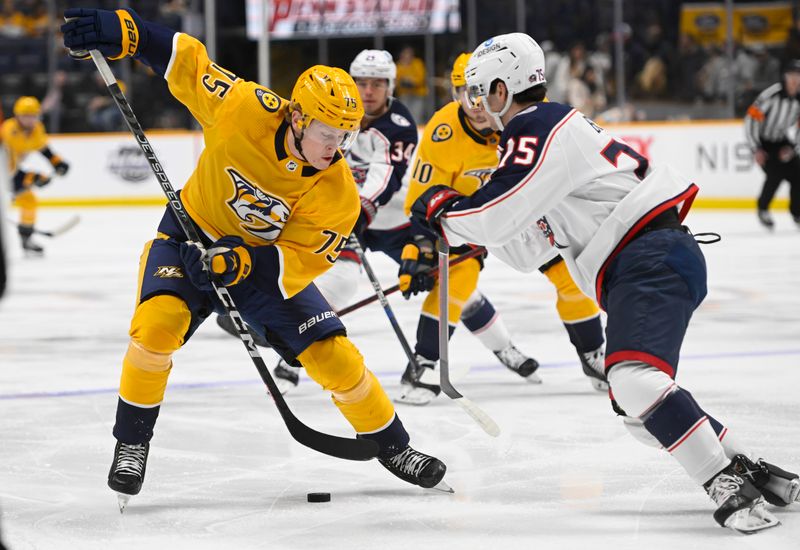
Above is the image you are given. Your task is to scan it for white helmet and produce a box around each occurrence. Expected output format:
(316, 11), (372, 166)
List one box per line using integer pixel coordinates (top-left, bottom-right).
(349, 49), (396, 95)
(465, 33), (546, 130)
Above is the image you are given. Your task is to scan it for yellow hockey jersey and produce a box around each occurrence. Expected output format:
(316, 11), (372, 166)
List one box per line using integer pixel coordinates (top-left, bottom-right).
(0, 118), (48, 172)
(164, 33), (359, 298)
(404, 101), (501, 214)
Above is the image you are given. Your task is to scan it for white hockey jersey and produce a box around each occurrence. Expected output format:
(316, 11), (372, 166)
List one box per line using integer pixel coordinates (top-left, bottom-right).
(345, 100), (418, 231)
(440, 102), (698, 303)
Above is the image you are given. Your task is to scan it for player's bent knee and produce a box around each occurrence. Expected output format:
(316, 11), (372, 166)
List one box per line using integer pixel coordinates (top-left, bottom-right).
(622, 415), (663, 449)
(299, 335), (366, 393)
(607, 360), (677, 419)
(129, 294), (192, 357)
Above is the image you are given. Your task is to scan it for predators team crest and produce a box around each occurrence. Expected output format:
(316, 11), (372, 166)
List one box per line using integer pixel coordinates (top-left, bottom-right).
(226, 167), (290, 242)
(464, 167), (495, 187)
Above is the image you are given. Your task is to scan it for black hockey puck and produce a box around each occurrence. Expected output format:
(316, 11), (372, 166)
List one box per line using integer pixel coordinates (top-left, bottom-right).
(307, 492), (331, 503)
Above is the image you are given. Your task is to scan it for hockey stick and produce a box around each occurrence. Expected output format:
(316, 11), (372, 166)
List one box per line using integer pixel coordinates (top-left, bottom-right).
(84, 49), (378, 461)
(337, 245), (486, 317)
(6, 214), (81, 238)
(348, 235), (420, 370)
(437, 239), (500, 437)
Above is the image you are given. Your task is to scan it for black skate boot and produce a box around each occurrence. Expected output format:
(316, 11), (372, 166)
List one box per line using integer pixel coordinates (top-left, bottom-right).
(757, 210), (775, 230)
(379, 445), (450, 491)
(732, 454), (800, 507)
(494, 343), (542, 383)
(273, 358), (301, 395)
(704, 455), (779, 533)
(19, 225), (43, 256)
(395, 355), (441, 406)
(579, 346), (608, 391)
(215, 314), (270, 348)
(108, 441), (149, 512)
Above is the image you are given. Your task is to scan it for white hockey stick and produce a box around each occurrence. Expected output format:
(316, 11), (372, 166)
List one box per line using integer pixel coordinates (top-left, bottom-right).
(437, 239), (500, 437)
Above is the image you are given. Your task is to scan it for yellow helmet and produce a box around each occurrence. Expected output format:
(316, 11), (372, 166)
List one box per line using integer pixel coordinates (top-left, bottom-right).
(13, 96), (41, 117)
(450, 53), (471, 88)
(290, 65), (364, 133)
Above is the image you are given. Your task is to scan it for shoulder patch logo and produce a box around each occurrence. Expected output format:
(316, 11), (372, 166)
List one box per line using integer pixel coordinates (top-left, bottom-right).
(432, 123), (453, 142)
(391, 113), (411, 127)
(226, 167), (290, 242)
(255, 88), (281, 112)
(286, 160), (298, 172)
(154, 266), (184, 278)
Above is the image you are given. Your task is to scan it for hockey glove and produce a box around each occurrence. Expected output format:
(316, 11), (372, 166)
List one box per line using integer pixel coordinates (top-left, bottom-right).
(51, 156), (70, 176)
(62, 7), (147, 60)
(179, 236), (254, 291)
(398, 235), (436, 299)
(353, 196), (377, 236)
(410, 184), (465, 237)
(18, 171), (51, 189)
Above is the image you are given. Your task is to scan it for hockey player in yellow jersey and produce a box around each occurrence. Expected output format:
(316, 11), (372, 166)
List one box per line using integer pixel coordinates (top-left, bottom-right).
(399, 53), (608, 402)
(62, 7), (448, 505)
(0, 96), (70, 254)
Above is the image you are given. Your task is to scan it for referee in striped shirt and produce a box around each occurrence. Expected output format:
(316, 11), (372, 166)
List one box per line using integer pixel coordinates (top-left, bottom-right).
(744, 59), (800, 229)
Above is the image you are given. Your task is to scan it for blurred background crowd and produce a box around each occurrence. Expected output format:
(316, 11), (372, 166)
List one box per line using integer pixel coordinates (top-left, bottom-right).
(1, 0), (799, 132)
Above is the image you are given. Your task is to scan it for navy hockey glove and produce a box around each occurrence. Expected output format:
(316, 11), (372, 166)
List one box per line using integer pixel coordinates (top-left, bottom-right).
(398, 235), (436, 299)
(179, 236), (254, 291)
(62, 7), (147, 60)
(50, 156), (69, 176)
(410, 185), (465, 236)
(353, 196), (377, 236)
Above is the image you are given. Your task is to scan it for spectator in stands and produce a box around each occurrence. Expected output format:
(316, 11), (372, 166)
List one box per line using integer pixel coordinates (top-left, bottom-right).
(87, 73), (125, 131)
(673, 33), (706, 102)
(566, 65), (606, 118)
(395, 45), (428, 122)
(551, 41), (588, 104)
(697, 45), (731, 102)
(736, 43), (780, 115)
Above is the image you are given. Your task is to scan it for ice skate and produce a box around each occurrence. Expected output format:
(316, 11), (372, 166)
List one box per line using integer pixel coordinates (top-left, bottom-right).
(273, 358), (301, 395)
(793, 215), (800, 230)
(579, 346), (608, 391)
(757, 210), (775, 230)
(379, 444), (451, 492)
(732, 454), (800, 507)
(494, 343), (542, 383)
(108, 441), (149, 513)
(215, 314), (270, 348)
(394, 355), (440, 406)
(18, 225), (44, 256)
(704, 455), (780, 534)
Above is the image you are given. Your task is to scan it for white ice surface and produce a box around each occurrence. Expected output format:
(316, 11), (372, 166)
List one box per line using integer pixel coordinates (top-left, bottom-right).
(1, 208), (799, 550)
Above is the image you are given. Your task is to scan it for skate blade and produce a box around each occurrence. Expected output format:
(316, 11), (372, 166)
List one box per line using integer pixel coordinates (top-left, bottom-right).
(725, 502), (781, 534)
(116, 492), (131, 514)
(590, 379), (609, 392)
(428, 479), (455, 494)
(525, 372), (543, 384)
(274, 380), (298, 396)
(393, 386), (436, 406)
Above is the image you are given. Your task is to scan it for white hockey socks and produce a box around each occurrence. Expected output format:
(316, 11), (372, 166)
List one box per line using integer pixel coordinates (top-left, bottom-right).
(609, 361), (729, 485)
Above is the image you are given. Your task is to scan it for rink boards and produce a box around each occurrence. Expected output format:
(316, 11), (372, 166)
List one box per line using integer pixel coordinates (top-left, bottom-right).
(16, 120), (789, 209)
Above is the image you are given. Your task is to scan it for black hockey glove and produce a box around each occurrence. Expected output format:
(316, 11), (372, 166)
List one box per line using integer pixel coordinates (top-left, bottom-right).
(51, 156), (70, 176)
(410, 184), (465, 237)
(179, 236), (254, 291)
(62, 7), (147, 60)
(398, 235), (436, 299)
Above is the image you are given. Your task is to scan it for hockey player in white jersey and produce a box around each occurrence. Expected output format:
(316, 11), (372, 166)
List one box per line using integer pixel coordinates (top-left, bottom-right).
(410, 33), (800, 533)
(273, 49), (540, 398)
